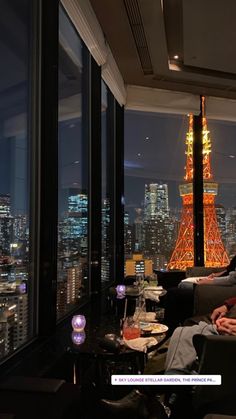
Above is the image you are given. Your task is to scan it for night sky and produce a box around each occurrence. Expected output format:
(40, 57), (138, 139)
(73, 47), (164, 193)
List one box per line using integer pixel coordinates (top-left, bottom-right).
(1, 0), (236, 221)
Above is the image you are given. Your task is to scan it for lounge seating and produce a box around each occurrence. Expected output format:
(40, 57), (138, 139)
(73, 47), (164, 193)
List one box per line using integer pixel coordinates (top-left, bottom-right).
(190, 282), (236, 418)
(192, 334), (236, 418)
(193, 283), (236, 316)
(156, 266), (223, 290)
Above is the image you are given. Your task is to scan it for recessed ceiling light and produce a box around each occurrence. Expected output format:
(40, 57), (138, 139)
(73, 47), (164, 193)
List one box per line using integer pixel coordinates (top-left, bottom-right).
(174, 55), (179, 60)
(145, 136), (149, 140)
(137, 153), (141, 157)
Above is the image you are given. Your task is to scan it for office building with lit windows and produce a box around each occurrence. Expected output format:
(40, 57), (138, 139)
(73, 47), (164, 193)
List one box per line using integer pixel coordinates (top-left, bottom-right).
(142, 183), (171, 268)
(125, 253), (153, 277)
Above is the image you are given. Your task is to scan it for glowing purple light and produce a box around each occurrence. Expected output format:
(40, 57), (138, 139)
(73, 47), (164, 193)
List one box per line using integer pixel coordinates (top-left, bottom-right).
(116, 285), (126, 298)
(18, 283), (27, 294)
(71, 315), (86, 331)
(71, 330), (86, 345)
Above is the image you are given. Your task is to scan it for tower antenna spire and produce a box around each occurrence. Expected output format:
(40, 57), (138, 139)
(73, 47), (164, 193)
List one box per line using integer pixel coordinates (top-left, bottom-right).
(168, 98), (229, 269)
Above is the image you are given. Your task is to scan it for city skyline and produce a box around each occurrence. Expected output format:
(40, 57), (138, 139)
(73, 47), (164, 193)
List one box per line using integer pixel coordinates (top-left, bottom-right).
(124, 180), (236, 269)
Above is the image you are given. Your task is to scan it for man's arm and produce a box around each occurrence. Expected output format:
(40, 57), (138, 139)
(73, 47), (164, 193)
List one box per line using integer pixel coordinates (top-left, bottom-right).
(207, 270), (227, 279)
(197, 274), (227, 284)
(224, 297), (236, 309)
(197, 273), (236, 285)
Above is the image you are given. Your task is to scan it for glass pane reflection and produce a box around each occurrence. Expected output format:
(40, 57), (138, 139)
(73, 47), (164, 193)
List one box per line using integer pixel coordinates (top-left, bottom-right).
(57, 6), (88, 319)
(0, 0), (32, 359)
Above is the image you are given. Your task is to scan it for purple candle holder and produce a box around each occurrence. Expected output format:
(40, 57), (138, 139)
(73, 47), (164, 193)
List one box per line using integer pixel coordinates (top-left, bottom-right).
(18, 283), (27, 294)
(71, 314), (86, 331)
(116, 284), (126, 299)
(71, 330), (86, 345)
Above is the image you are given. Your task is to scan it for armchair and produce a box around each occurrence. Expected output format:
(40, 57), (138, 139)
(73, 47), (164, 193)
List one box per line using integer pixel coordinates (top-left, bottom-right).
(193, 284), (236, 316)
(192, 334), (236, 418)
(190, 283), (236, 418)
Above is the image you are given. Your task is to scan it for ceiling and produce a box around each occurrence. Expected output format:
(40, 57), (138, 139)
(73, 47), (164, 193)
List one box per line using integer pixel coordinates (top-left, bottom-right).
(89, 0), (236, 100)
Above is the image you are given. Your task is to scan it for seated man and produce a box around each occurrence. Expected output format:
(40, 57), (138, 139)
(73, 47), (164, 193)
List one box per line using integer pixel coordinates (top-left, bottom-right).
(101, 296), (236, 419)
(179, 254), (236, 289)
(160, 255), (236, 331)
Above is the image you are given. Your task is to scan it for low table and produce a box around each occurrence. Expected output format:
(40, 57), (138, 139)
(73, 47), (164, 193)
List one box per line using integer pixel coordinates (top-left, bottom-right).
(68, 314), (167, 398)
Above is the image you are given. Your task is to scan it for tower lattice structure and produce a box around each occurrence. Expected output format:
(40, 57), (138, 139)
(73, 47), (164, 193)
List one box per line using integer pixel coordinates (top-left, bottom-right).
(168, 100), (229, 270)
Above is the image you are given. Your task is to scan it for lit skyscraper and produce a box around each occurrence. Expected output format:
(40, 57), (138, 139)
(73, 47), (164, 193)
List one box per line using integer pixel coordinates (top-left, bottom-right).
(59, 193), (88, 257)
(0, 195), (10, 217)
(0, 194), (13, 255)
(124, 211), (133, 256)
(101, 198), (110, 283)
(57, 193), (88, 318)
(143, 183), (170, 268)
(226, 207), (236, 258)
(67, 194), (88, 240)
(134, 208), (143, 252)
(144, 183), (169, 221)
(215, 205), (227, 246)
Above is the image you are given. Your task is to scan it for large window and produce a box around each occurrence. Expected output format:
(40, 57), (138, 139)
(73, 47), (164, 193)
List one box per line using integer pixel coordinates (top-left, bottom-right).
(0, 0), (32, 359)
(57, 6), (89, 319)
(124, 110), (189, 275)
(124, 108), (236, 276)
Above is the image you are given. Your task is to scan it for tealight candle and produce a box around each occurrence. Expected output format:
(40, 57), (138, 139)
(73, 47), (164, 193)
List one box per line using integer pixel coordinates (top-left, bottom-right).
(71, 314), (86, 332)
(116, 284), (126, 297)
(71, 330), (86, 345)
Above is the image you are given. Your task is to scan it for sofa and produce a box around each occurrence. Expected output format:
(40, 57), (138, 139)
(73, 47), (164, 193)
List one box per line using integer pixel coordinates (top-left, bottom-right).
(190, 281), (236, 418)
(156, 266), (224, 290)
(192, 332), (236, 418)
(193, 283), (236, 316)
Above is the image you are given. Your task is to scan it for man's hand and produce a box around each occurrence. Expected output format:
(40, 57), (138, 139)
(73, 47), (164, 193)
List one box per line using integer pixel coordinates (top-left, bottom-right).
(216, 317), (236, 335)
(198, 273), (217, 284)
(207, 273), (216, 279)
(211, 304), (228, 323)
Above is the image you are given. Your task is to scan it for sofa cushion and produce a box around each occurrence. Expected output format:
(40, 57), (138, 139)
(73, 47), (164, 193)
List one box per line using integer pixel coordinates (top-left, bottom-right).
(193, 284), (236, 315)
(186, 266), (224, 278)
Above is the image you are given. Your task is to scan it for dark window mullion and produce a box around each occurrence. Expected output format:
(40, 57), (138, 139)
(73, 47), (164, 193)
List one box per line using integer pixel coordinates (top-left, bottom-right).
(106, 91), (115, 283)
(193, 99), (204, 266)
(28, 0), (41, 337)
(38, 0), (59, 335)
(89, 57), (102, 294)
(114, 101), (124, 282)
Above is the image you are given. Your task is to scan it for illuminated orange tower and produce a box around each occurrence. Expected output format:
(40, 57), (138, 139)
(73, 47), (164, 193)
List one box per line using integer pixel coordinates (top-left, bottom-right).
(168, 99), (229, 270)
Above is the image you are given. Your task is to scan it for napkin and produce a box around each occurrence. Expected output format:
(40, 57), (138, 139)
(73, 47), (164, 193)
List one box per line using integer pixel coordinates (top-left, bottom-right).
(143, 288), (163, 302)
(137, 311), (156, 322)
(123, 337), (158, 353)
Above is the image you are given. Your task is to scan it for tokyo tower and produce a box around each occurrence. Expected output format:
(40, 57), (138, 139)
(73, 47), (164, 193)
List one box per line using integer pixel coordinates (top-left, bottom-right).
(168, 98), (229, 270)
